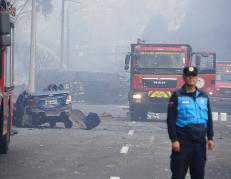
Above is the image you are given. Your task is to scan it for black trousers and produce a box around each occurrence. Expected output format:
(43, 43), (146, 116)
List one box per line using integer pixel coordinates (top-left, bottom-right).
(170, 137), (206, 179)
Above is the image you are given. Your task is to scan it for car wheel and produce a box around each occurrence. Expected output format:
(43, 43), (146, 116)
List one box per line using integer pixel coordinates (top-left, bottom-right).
(0, 134), (9, 154)
(64, 118), (73, 129)
(141, 111), (148, 121)
(129, 110), (140, 121)
(49, 121), (56, 127)
(0, 118), (10, 154)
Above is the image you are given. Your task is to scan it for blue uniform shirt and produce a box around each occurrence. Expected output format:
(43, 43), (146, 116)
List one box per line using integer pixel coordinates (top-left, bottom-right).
(167, 86), (214, 142)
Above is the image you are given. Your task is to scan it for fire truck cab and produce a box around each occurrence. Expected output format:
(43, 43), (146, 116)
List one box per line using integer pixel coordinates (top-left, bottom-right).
(125, 40), (217, 121)
(125, 40), (192, 120)
(210, 61), (231, 113)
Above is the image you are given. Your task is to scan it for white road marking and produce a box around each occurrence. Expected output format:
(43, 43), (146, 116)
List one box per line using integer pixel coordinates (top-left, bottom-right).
(128, 130), (134, 136)
(149, 136), (155, 145)
(212, 112), (218, 121)
(106, 165), (115, 168)
(110, 177), (120, 179)
(120, 145), (129, 154)
(118, 105), (129, 110)
(132, 121), (136, 124)
(220, 113), (227, 121)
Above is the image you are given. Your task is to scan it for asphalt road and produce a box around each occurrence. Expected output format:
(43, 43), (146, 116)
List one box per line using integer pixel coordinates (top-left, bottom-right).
(0, 104), (231, 179)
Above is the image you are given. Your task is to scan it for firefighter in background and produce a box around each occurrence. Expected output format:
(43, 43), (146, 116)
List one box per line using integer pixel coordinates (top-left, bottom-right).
(167, 66), (215, 179)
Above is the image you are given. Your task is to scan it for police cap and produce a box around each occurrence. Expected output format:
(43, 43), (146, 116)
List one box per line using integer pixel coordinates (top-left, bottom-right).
(183, 66), (198, 76)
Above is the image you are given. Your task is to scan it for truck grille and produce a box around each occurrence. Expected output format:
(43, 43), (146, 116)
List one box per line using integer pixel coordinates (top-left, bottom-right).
(219, 88), (231, 95)
(143, 78), (177, 88)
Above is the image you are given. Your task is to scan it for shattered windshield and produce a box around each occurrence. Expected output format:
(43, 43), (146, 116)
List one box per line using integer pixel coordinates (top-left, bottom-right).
(134, 51), (185, 69)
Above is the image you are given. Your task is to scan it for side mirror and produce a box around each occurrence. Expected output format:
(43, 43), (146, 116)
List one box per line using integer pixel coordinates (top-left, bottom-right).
(125, 54), (130, 64)
(0, 12), (11, 47)
(124, 65), (129, 71)
(0, 34), (11, 46)
(124, 54), (130, 70)
(0, 12), (11, 35)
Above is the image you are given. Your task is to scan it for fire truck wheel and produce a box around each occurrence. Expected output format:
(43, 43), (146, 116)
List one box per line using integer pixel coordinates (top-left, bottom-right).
(0, 134), (9, 154)
(130, 111), (140, 121)
(49, 121), (56, 127)
(141, 111), (148, 121)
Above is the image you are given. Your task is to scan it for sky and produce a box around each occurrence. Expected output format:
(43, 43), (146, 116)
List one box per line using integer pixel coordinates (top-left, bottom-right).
(14, 0), (231, 84)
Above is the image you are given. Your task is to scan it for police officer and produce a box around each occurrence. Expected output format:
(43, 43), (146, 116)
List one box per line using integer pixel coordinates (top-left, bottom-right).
(167, 66), (215, 179)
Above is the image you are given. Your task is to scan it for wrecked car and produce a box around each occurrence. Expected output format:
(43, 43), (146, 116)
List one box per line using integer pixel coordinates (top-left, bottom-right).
(13, 86), (73, 128)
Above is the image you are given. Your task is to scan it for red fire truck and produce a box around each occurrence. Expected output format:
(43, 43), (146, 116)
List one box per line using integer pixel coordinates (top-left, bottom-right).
(0, 4), (14, 154)
(125, 40), (192, 120)
(191, 52), (216, 95)
(211, 61), (231, 113)
(124, 40), (216, 121)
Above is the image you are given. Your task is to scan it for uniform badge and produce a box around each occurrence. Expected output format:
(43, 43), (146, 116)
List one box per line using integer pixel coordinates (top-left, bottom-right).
(189, 67), (194, 72)
(200, 100), (204, 104)
(182, 100), (190, 104)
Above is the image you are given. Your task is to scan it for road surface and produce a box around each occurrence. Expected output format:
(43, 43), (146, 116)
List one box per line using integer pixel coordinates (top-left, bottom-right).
(0, 104), (230, 179)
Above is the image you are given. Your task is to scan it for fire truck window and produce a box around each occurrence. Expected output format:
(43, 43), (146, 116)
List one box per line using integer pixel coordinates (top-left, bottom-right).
(137, 52), (185, 68)
(4, 47), (12, 87)
(183, 57), (186, 65)
(216, 74), (221, 80)
(10, 41), (13, 85)
(192, 55), (214, 69)
(217, 74), (231, 81)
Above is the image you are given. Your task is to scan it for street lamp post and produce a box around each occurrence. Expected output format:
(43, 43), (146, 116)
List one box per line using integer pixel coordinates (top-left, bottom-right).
(66, 8), (70, 69)
(60, 0), (80, 70)
(28, 0), (37, 92)
(60, 0), (65, 69)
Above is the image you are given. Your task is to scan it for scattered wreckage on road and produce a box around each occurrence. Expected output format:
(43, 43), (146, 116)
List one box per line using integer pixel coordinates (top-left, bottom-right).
(13, 84), (101, 130)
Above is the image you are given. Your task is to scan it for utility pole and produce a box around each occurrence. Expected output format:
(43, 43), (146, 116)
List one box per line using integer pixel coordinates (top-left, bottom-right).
(60, 0), (65, 69)
(28, 0), (37, 92)
(66, 8), (70, 69)
(60, 0), (79, 69)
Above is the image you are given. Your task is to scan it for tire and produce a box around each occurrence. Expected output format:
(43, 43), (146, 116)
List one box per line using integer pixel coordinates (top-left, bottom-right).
(0, 134), (9, 154)
(61, 114), (73, 129)
(141, 111), (148, 121)
(64, 118), (73, 129)
(130, 110), (140, 121)
(129, 107), (147, 121)
(0, 118), (10, 154)
(49, 121), (56, 127)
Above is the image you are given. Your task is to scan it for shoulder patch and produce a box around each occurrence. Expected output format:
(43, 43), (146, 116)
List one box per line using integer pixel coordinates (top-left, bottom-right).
(200, 99), (205, 104)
